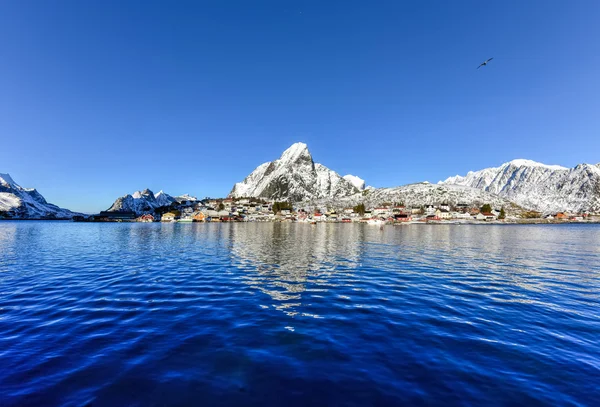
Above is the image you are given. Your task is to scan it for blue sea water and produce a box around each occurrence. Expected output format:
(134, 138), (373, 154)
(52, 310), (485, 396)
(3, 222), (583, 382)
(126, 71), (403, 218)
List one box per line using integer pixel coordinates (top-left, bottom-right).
(0, 221), (599, 406)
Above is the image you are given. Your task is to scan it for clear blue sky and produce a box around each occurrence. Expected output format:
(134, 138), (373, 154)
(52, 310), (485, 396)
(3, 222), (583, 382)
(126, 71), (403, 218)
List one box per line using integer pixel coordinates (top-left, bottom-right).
(1, 1), (599, 213)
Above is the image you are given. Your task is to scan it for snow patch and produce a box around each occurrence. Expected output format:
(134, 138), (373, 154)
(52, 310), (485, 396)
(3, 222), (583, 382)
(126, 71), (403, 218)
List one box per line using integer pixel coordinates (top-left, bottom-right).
(441, 160), (600, 212)
(343, 175), (366, 191)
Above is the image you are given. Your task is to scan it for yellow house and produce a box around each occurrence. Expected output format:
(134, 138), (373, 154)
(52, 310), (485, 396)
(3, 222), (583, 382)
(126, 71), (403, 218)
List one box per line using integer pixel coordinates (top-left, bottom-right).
(193, 212), (206, 222)
(161, 212), (177, 222)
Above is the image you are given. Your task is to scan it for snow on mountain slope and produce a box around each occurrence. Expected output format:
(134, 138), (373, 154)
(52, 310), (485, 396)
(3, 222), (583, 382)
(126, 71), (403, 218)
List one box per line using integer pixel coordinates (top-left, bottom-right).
(107, 189), (197, 214)
(309, 183), (520, 214)
(0, 173), (80, 219)
(229, 143), (360, 201)
(343, 174), (366, 191)
(440, 159), (600, 213)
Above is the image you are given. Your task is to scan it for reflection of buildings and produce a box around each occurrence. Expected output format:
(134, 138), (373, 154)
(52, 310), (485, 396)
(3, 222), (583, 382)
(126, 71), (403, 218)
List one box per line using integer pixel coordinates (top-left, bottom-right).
(229, 223), (366, 316)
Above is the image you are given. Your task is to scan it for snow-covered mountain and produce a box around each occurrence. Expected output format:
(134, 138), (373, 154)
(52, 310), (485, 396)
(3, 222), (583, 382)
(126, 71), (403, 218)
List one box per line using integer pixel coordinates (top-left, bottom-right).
(309, 182), (520, 214)
(343, 174), (366, 191)
(0, 173), (80, 219)
(107, 189), (197, 214)
(440, 159), (600, 213)
(229, 143), (360, 201)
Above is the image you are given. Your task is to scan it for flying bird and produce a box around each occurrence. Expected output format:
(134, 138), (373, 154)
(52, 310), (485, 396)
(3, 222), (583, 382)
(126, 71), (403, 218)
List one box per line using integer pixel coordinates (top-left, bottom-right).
(477, 58), (493, 69)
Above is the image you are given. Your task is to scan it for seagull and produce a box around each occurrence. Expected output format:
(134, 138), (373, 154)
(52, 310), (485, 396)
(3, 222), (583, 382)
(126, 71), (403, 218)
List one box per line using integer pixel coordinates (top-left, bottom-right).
(477, 58), (493, 69)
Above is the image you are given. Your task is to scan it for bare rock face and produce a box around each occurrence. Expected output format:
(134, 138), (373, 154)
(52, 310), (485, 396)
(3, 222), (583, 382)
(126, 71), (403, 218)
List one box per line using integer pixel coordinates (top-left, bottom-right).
(229, 143), (360, 202)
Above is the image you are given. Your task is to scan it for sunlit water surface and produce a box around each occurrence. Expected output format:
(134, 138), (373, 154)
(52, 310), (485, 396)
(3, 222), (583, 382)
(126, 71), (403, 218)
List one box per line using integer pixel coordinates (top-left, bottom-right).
(0, 222), (599, 406)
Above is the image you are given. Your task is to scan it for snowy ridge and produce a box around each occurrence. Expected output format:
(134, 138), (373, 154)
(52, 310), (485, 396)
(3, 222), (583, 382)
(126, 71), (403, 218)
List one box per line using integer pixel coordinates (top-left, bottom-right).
(0, 173), (80, 219)
(308, 183), (520, 213)
(440, 159), (600, 213)
(107, 189), (197, 215)
(229, 143), (360, 201)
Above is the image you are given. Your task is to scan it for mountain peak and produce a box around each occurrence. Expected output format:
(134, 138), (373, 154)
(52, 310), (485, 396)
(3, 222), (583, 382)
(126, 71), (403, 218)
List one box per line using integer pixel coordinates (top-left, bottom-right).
(132, 189), (154, 199)
(279, 142), (312, 164)
(0, 173), (79, 219)
(229, 142), (360, 201)
(0, 173), (17, 188)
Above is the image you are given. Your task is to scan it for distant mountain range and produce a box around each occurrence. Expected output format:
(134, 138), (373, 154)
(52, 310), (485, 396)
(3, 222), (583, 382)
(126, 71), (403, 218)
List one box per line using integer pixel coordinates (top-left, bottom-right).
(0, 173), (80, 219)
(106, 189), (198, 215)
(2, 144), (599, 219)
(440, 159), (600, 213)
(229, 144), (599, 213)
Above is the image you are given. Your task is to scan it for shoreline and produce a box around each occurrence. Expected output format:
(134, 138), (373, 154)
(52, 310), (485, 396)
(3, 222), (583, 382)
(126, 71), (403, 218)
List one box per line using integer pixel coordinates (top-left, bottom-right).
(1, 219), (599, 225)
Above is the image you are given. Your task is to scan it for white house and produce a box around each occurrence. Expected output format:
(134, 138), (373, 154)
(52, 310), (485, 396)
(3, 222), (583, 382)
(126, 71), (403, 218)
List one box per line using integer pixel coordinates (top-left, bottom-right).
(438, 210), (451, 219)
(476, 212), (497, 221)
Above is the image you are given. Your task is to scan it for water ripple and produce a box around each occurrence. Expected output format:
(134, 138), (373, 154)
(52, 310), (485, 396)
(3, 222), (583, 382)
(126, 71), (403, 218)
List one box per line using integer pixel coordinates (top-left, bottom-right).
(0, 222), (599, 406)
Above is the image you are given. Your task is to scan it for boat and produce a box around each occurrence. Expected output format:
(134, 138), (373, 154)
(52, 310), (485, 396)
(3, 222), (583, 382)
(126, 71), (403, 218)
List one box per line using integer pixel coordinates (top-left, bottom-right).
(367, 218), (385, 226)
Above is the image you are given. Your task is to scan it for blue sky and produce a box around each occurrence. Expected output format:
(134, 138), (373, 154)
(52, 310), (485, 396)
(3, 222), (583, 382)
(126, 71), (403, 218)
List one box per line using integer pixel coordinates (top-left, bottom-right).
(1, 1), (599, 213)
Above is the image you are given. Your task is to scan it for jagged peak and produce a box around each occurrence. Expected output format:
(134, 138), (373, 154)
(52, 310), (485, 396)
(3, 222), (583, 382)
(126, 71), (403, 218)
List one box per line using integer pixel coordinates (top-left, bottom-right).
(501, 159), (567, 171)
(132, 188), (155, 199)
(279, 142), (312, 164)
(0, 173), (17, 187)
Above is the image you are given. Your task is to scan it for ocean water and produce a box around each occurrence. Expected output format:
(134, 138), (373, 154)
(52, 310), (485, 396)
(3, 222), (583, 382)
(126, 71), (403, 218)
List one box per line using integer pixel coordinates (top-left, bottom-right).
(0, 222), (599, 406)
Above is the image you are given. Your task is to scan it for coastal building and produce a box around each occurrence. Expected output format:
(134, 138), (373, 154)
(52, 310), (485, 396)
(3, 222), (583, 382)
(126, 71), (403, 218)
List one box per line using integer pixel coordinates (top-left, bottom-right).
(394, 214), (412, 222)
(476, 212), (497, 221)
(137, 214), (154, 222)
(206, 209), (219, 219)
(438, 210), (451, 220)
(192, 212), (206, 222)
(161, 212), (177, 222)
